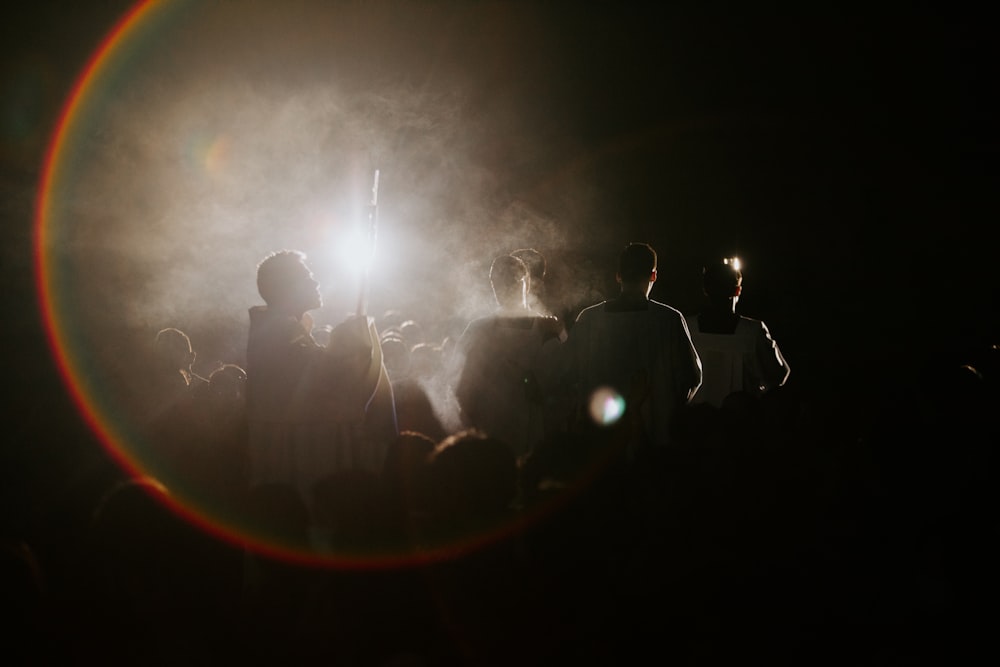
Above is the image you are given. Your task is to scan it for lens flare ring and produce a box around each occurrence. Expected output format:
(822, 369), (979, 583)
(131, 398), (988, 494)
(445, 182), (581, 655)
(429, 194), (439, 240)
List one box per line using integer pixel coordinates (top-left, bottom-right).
(34, 0), (589, 570)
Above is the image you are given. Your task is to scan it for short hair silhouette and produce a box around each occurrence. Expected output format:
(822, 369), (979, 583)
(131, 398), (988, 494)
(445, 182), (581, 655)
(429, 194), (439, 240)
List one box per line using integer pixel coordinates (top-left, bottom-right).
(255, 249), (309, 306)
(154, 328), (194, 369)
(618, 243), (657, 283)
(426, 429), (518, 519)
(208, 363), (247, 402)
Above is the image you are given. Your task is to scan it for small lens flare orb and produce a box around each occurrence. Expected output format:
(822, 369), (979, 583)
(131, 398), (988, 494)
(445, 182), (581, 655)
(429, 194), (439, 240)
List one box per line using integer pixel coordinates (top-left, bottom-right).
(588, 386), (626, 426)
(724, 256), (741, 271)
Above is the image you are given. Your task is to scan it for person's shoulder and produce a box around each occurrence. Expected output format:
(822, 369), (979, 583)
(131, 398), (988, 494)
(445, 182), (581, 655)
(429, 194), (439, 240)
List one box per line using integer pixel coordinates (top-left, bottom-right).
(736, 315), (769, 333)
(455, 316), (496, 348)
(530, 313), (567, 342)
(462, 315), (496, 334)
(574, 301), (606, 323)
(648, 299), (686, 320)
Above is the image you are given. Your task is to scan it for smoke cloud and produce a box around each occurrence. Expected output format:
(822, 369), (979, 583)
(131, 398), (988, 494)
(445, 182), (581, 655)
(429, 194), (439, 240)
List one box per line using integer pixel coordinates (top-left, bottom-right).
(52, 1), (625, 382)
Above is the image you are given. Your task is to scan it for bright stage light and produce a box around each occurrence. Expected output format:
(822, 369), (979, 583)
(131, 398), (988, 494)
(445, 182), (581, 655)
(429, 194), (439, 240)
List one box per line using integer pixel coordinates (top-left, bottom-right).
(336, 224), (376, 277)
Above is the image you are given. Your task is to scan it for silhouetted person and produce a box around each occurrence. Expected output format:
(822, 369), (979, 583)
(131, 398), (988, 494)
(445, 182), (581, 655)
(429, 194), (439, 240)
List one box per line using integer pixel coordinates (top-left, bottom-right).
(686, 259), (789, 407)
(141, 327), (209, 476)
(378, 330), (447, 443)
(198, 363), (250, 512)
(568, 242), (702, 450)
(144, 327), (206, 424)
(452, 254), (566, 459)
(245, 250), (397, 516)
(399, 319), (426, 349)
(207, 363), (248, 414)
(379, 332), (411, 382)
(422, 429), (519, 534)
(153, 327), (208, 393)
(391, 382), (448, 444)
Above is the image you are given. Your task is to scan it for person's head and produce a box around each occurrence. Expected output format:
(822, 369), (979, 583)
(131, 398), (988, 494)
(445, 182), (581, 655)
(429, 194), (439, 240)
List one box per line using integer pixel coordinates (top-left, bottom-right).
(511, 247), (546, 288)
(379, 309), (405, 332)
(399, 319), (425, 347)
(154, 328), (195, 374)
(255, 250), (322, 316)
(702, 259), (743, 302)
(379, 334), (411, 381)
(207, 363), (247, 412)
(489, 254), (529, 310)
(617, 242), (657, 297)
(425, 429), (518, 522)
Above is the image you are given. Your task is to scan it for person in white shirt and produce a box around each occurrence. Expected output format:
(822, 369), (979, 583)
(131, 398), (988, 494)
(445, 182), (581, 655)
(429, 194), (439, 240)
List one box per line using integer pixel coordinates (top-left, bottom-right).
(686, 258), (790, 408)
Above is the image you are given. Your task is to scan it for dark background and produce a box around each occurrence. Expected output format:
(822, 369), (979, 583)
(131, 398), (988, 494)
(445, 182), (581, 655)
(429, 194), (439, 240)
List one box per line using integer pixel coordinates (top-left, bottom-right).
(1, 0), (996, 570)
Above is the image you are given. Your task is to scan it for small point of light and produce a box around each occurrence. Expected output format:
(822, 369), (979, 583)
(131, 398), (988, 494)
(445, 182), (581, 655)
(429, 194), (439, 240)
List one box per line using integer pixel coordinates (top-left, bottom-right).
(588, 386), (626, 426)
(725, 256), (741, 271)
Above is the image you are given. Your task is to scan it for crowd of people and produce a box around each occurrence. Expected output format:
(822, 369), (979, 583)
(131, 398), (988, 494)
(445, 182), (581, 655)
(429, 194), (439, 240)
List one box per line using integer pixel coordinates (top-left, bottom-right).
(4, 242), (997, 665)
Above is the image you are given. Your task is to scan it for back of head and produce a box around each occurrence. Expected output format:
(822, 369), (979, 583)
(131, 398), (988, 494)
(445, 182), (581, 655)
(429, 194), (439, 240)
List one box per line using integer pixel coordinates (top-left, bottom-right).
(379, 334), (411, 380)
(208, 363), (247, 410)
(702, 259), (743, 300)
(154, 328), (193, 371)
(426, 430), (517, 520)
(489, 254), (528, 306)
(511, 247), (546, 284)
(399, 319), (425, 347)
(383, 431), (436, 480)
(618, 243), (657, 283)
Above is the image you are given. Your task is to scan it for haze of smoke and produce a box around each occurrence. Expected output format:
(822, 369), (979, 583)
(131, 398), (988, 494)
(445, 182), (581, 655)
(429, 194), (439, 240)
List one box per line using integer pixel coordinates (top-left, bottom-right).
(49, 0), (627, 405)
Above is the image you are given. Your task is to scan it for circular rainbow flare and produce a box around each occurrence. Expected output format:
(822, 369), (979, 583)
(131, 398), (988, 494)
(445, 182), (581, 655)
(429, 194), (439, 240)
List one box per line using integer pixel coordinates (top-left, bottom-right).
(36, 2), (162, 488)
(33, 0), (612, 570)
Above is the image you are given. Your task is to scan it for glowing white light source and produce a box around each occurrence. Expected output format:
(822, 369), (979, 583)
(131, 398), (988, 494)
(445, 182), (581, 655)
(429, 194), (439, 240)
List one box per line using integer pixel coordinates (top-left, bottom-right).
(724, 256), (741, 271)
(588, 386), (626, 426)
(336, 225), (375, 277)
